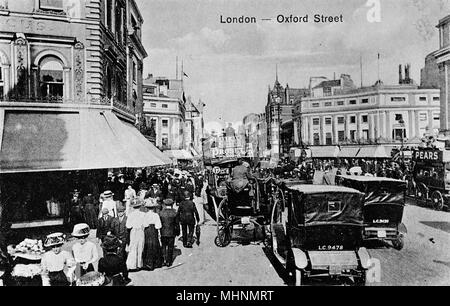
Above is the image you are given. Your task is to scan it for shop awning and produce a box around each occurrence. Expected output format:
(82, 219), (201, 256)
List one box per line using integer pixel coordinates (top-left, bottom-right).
(310, 146), (339, 158)
(0, 109), (170, 173)
(338, 147), (361, 158)
(357, 145), (391, 158)
(164, 149), (194, 161)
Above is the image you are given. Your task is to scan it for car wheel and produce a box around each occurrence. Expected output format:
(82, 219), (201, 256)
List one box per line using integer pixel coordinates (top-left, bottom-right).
(354, 273), (366, 286)
(431, 191), (444, 211)
(392, 235), (404, 250)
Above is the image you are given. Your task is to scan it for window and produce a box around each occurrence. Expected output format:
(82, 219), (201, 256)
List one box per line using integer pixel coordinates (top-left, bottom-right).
(393, 128), (406, 140)
(312, 103), (320, 108)
(391, 97), (406, 102)
(132, 61), (137, 83)
(337, 101), (344, 106)
(434, 113), (440, 121)
(313, 133), (320, 145)
(115, 3), (124, 44)
(162, 104), (168, 109)
(313, 118), (320, 126)
(419, 113), (427, 121)
(145, 87), (155, 94)
(338, 131), (345, 142)
(362, 115), (368, 123)
(40, 0), (63, 10)
(162, 135), (169, 148)
(349, 99), (357, 105)
(39, 56), (64, 100)
(324, 102), (333, 107)
(337, 117), (345, 124)
(323, 87), (332, 96)
(395, 114), (403, 122)
(162, 120), (168, 128)
(350, 116), (356, 124)
(433, 96), (440, 102)
(350, 130), (356, 141)
(362, 130), (369, 139)
(325, 118), (332, 125)
(150, 118), (157, 128)
(150, 103), (156, 108)
(361, 98), (369, 104)
(106, 0), (113, 30)
(419, 96), (427, 102)
(325, 133), (332, 145)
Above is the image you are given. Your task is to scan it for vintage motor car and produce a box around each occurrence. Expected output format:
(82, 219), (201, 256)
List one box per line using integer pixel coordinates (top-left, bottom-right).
(268, 185), (371, 286)
(338, 175), (407, 250)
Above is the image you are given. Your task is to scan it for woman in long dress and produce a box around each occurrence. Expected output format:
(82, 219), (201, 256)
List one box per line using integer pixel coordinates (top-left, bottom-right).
(142, 201), (163, 271)
(125, 199), (148, 271)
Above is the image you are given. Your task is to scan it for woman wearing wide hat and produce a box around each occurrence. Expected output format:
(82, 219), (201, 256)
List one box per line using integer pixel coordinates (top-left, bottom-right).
(71, 223), (99, 277)
(125, 198), (147, 271)
(41, 233), (75, 286)
(142, 200), (163, 271)
(98, 235), (131, 286)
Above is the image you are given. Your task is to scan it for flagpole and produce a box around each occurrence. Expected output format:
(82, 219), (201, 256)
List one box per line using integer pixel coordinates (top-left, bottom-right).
(181, 59), (184, 91)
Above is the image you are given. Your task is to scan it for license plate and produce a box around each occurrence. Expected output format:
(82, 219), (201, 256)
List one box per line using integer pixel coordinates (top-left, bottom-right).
(241, 217), (251, 225)
(329, 266), (341, 275)
(377, 230), (387, 238)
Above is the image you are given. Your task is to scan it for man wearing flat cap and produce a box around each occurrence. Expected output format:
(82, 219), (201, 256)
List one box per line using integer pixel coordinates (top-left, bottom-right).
(158, 199), (179, 266)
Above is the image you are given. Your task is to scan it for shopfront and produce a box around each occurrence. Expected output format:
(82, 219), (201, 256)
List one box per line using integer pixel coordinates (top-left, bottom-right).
(0, 108), (169, 230)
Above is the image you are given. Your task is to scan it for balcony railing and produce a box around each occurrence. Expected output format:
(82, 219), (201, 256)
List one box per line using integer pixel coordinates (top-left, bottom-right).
(1, 95), (135, 115)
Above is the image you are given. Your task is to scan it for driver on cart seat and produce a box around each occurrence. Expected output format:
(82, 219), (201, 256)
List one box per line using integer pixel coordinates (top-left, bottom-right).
(229, 159), (255, 195)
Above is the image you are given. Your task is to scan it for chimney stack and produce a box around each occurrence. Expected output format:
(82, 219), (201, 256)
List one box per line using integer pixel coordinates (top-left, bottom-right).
(399, 65), (403, 84)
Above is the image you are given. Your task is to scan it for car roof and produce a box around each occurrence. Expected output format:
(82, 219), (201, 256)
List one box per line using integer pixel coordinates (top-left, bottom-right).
(338, 175), (405, 183)
(287, 184), (364, 195)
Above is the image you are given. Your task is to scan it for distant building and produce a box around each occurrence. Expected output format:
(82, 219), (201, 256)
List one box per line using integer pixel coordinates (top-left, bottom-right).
(143, 75), (186, 150)
(295, 80), (440, 147)
(420, 53), (440, 89)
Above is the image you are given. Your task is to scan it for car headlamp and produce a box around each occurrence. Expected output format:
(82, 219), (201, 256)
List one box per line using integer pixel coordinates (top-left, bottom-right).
(357, 247), (371, 269)
(292, 249), (308, 269)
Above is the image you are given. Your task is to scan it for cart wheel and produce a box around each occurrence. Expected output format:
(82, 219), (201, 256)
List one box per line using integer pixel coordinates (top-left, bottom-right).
(214, 229), (231, 247)
(392, 235), (404, 250)
(431, 191), (444, 211)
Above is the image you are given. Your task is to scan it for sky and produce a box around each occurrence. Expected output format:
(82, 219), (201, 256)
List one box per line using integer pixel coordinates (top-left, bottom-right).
(135, 0), (450, 130)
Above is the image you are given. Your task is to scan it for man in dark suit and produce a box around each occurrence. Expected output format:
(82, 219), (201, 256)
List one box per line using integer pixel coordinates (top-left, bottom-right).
(96, 208), (113, 246)
(158, 199), (179, 267)
(98, 235), (131, 286)
(177, 191), (199, 248)
(110, 206), (128, 260)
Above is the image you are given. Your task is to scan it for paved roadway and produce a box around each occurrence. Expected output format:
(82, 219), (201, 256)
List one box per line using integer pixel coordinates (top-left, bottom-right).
(125, 198), (450, 286)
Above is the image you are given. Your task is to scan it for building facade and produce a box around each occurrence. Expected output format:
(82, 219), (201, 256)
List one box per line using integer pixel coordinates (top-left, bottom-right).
(434, 15), (450, 137)
(142, 75), (186, 150)
(295, 83), (440, 146)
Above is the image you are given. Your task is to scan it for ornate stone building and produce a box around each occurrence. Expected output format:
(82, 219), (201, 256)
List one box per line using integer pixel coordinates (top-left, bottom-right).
(0, 0), (147, 124)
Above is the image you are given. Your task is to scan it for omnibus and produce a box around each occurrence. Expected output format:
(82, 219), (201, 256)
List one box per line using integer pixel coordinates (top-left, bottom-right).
(412, 147), (450, 211)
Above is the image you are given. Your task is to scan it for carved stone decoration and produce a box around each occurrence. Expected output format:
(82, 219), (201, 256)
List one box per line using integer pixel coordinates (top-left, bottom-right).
(14, 36), (28, 99)
(73, 45), (85, 102)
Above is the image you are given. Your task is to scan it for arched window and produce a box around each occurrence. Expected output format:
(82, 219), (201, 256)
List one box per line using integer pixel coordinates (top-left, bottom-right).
(39, 56), (64, 100)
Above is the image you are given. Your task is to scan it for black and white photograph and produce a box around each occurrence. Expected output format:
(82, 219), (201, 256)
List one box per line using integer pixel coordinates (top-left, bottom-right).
(0, 0), (449, 291)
